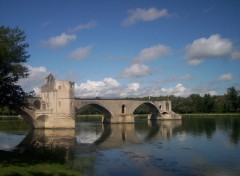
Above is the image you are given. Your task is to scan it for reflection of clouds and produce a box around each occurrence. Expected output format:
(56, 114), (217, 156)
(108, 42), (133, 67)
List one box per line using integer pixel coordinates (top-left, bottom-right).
(76, 131), (101, 144)
(123, 150), (169, 176)
(135, 131), (146, 140)
(0, 133), (26, 151)
(177, 132), (187, 141)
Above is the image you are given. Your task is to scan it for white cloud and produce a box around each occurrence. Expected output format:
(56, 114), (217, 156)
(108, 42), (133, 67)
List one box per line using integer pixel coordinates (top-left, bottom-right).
(69, 45), (93, 60)
(123, 7), (169, 26)
(135, 44), (170, 63)
(127, 82), (140, 91)
(42, 32), (76, 48)
(103, 77), (120, 87)
(75, 78), (142, 98)
(75, 78), (121, 98)
(185, 34), (233, 65)
(119, 83), (140, 97)
(75, 77), (193, 98)
(18, 65), (50, 94)
(160, 83), (192, 97)
(120, 63), (151, 78)
(217, 73), (233, 81)
(69, 21), (96, 33)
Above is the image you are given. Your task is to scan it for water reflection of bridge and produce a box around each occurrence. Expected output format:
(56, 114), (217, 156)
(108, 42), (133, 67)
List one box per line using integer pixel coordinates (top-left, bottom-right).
(18, 120), (182, 155)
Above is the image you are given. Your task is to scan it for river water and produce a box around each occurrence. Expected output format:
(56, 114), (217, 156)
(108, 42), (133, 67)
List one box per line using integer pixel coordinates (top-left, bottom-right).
(0, 116), (240, 176)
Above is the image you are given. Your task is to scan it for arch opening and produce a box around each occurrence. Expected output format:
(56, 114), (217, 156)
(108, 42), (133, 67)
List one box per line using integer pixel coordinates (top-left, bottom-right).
(133, 102), (160, 120)
(33, 100), (41, 109)
(76, 103), (113, 123)
(122, 104), (126, 114)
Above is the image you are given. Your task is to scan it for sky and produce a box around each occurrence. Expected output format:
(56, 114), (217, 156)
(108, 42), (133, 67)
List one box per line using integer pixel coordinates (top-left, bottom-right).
(1, 0), (240, 98)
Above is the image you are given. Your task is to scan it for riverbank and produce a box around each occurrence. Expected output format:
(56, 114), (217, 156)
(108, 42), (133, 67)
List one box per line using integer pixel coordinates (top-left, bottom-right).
(0, 115), (23, 120)
(76, 114), (149, 121)
(182, 113), (240, 118)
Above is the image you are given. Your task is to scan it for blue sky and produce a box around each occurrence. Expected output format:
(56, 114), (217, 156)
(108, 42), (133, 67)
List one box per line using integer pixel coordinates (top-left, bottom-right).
(1, 0), (240, 97)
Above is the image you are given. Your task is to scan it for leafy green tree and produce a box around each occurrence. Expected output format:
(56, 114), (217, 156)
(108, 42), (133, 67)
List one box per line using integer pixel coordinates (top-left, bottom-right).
(226, 87), (239, 112)
(189, 94), (203, 113)
(0, 26), (29, 111)
(213, 95), (226, 113)
(203, 94), (214, 113)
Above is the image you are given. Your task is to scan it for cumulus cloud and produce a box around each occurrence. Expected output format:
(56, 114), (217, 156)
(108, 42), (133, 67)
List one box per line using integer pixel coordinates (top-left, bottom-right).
(76, 79), (141, 98)
(75, 77), (193, 98)
(217, 73), (233, 81)
(42, 32), (76, 48)
(75, 78), (121, 98)
(69, 45), (93, 60)
(185, 34), (238, 65)
(160, 83), (192, 97)
(123, 7), (169, 26)
(120, 63), (151, 78)
(103, 77), (120, 87)
(76, 78), (142, 98)
(134, 44), (170, 63)
(127, 82), (140, 91)
(135, 83), (192, 97)
(18, 65), (50, 94)
(119, 83), (140, 97)
(68, 21), (96, 33)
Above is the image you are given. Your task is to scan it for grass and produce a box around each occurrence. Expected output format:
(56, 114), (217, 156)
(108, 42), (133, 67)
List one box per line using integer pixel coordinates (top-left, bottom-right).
(0, 144), (82, 176)
(181, 113), (240, 118)
(0, 163), (81, 176)
(69, 156), (96, 175)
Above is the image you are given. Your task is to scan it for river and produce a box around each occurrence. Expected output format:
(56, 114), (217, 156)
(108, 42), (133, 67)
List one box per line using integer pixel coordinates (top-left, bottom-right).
(0, 116), (240, 176)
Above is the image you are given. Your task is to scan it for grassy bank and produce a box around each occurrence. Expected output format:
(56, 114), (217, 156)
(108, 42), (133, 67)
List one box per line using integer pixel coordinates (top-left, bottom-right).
(0, 163), (81, 176)
(76, 114), (102, 122)
(0, 115), (23, 120)
(181, 113), (240, 118)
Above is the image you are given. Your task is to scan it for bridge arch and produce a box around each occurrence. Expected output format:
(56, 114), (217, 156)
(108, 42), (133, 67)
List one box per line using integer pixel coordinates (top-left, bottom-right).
(75, 102), (114, 123)
(133, 102), (161, 120)
(33, 100), (41, 109)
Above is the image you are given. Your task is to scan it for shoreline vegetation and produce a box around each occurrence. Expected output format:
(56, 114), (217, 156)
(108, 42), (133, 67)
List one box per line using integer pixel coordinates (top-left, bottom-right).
(181, 113), (240, 118)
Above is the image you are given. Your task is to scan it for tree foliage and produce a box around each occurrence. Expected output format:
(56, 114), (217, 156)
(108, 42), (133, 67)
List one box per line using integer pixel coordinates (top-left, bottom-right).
(226, 87), (239, 112)
(171, 87), (240, 113)
(0, 26), (29, 111)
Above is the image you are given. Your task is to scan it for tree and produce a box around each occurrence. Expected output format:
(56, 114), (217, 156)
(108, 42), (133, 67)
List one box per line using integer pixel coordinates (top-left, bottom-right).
(189, 94), (203, 113)
(0, 26), (30, 111)
(203, 94), (214, 113)
(226, 87), (239, 112)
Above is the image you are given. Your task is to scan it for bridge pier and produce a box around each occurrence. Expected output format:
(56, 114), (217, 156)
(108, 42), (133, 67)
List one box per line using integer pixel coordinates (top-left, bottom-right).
(110, 114), (135, 123)
(34, 115), (75, 129)
(102, 113), (135, 123)
(147, 114), (162, 120)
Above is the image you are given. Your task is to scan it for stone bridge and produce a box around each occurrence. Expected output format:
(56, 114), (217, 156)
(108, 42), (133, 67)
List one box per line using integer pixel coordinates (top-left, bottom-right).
(21, 74), (181, 129)
(75, 98), (179, 123)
